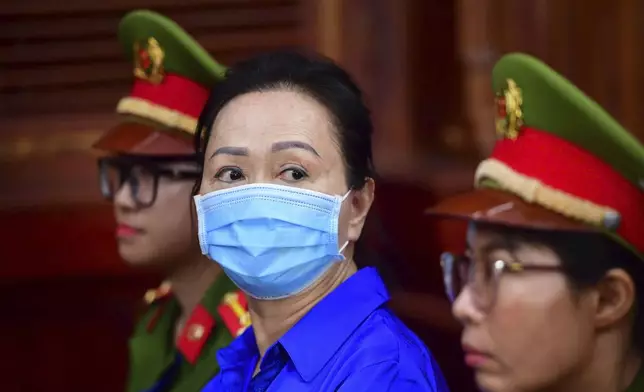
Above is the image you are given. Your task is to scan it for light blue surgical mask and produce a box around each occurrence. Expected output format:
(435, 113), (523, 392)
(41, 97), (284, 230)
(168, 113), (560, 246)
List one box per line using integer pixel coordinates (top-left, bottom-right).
(194, 183), (350, 300)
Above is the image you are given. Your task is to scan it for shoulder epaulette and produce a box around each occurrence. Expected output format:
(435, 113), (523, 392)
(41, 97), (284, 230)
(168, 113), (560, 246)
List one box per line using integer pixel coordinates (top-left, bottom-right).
(143, 281), (172, 305)
(141, 281), (173, 332)
(177, 303), (216, 364)
(217, 290), (251, 338)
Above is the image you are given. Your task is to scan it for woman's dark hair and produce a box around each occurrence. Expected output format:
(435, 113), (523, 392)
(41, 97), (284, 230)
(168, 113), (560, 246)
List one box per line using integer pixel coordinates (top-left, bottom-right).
(193, 50), (387, 270)
(194, 50), (374, 190)
(487, 225), (644, 354)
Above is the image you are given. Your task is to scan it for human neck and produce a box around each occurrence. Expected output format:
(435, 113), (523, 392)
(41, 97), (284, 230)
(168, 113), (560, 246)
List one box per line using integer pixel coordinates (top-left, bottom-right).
(249, 260), (358, 357)
(167, 255), (222, 320)
(545, 334), (641, 392)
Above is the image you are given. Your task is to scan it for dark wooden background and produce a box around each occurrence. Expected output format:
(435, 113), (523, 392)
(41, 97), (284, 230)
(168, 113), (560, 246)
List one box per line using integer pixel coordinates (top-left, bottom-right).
(1, 0), (641, 390)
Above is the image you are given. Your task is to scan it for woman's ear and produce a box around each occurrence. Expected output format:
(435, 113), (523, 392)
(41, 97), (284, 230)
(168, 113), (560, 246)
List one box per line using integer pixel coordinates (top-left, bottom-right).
(347, 178), (375, 242)
(593, 268), (636, 329)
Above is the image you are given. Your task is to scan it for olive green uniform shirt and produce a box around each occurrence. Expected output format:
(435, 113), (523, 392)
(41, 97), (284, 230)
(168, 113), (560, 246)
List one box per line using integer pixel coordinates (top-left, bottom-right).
(626, 366), (644, 392)
(127, 274), (249, 392)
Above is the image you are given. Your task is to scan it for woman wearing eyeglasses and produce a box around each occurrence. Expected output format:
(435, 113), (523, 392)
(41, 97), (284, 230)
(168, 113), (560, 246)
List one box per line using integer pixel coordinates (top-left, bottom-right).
(427, 53), (644, 392)
(94, 11), (249, 392)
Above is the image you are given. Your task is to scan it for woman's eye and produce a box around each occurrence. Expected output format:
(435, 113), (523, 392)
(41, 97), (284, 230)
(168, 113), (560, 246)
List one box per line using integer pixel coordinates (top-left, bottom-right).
(215, 167), (245, 183)
(279, 167), (308, 182)
(129, 165), (155, 182)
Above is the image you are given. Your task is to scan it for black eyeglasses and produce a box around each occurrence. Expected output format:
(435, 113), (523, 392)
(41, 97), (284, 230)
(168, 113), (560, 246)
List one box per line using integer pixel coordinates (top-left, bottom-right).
(98, 154), (201, 208)
(440, 252), (565, 311)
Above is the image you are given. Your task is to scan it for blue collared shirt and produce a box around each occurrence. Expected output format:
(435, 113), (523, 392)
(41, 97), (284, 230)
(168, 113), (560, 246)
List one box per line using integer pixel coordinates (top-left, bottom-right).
(201, 267), (449, 392)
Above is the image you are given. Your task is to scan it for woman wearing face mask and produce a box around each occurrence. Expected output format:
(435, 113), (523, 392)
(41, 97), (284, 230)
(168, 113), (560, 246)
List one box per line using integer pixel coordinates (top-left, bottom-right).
(93, 11), (250, 392)
(193, 51), (450, 392)
(428, 53), (644, 392)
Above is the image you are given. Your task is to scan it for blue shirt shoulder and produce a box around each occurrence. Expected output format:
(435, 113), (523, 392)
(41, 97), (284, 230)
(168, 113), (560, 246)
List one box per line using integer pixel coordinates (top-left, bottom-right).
(201, 267), (449, 392)
(308, 306), (449, 391)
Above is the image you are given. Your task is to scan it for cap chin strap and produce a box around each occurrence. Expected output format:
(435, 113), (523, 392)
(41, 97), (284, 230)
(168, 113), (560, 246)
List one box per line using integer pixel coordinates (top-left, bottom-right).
(117, 97), (198, 134)
(475, 158), (621, 230)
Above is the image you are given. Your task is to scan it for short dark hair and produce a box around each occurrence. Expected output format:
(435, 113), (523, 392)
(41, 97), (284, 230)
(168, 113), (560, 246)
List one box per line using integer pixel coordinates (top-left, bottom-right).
(484, 224), (644, 354)
(194, 50), (374, 190)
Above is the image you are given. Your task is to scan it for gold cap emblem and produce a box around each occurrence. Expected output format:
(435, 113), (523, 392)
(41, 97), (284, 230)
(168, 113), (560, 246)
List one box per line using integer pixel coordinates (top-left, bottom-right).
(495, 79), (524, 140)
(133, 37), (165, 85)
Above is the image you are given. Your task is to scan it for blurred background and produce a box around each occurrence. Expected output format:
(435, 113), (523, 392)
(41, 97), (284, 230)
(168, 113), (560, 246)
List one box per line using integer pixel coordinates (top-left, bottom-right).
(1, 0), (642, 390)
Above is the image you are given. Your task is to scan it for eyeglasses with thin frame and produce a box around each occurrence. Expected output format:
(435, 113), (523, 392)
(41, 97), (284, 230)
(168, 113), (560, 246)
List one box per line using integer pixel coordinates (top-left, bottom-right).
(440, 251), (565, 311)
(98, 155), (201, 208)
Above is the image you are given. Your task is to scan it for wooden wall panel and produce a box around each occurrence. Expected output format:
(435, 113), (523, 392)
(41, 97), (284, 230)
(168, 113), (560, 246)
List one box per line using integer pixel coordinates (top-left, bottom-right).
(0, 0), (303, 118)
(307, 0), (477, 194)
(459, 0), (644, 151)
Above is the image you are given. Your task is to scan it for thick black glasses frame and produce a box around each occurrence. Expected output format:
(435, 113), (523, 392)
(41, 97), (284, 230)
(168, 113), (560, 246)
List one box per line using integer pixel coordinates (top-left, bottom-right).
(98, 154), (201, 208)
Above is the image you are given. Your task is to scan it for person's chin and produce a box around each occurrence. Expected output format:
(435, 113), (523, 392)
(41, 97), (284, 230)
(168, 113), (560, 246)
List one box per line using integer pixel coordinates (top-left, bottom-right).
(118, 244), (156, 268)
(475, 371), (514, 392)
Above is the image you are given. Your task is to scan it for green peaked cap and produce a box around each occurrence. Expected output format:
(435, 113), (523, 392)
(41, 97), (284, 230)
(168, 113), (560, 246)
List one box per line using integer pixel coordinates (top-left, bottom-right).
(492, 53), (644, 188)
(119, 9), (227, 87)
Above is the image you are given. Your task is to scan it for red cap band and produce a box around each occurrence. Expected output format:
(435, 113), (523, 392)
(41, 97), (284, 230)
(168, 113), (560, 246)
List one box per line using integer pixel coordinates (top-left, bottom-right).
(130, 73), (210, 118)
(491, 128), (644, 254)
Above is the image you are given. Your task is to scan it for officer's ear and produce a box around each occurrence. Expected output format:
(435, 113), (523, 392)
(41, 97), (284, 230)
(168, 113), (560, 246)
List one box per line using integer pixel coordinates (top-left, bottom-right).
(593, 268), (635, 329)
(347, 178), (375, 242)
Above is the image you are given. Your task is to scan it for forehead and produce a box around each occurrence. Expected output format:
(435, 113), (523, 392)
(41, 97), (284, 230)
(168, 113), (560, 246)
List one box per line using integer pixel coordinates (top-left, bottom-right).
(107, 155), (199, 171)
(209, 89), (336, 148)
(467, 222), (533, 253)
(466, 222), (498, 248)
(467, 223), (562, 264)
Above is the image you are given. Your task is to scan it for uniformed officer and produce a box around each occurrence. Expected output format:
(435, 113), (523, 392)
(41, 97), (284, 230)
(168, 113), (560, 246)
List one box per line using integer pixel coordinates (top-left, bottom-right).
(93, 10), (249, 392)
(427, 53), (643, 392)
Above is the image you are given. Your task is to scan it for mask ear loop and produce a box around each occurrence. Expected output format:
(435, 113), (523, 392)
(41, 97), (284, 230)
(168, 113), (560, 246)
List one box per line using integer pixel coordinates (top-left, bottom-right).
(341, 188), (352, 201)
(339, 241), (349, 254)
(337, 188), (353, 257)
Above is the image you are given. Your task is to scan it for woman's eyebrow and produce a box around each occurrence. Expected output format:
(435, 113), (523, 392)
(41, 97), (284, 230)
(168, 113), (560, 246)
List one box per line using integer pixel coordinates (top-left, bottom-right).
(209, 146), (249, 160)
(271, 140), (320, 157)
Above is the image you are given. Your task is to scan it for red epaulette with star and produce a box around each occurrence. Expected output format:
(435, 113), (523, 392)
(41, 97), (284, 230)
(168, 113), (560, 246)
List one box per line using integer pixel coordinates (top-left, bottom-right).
(176, 303), (216, 364)
(174, 290), (250, 364)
